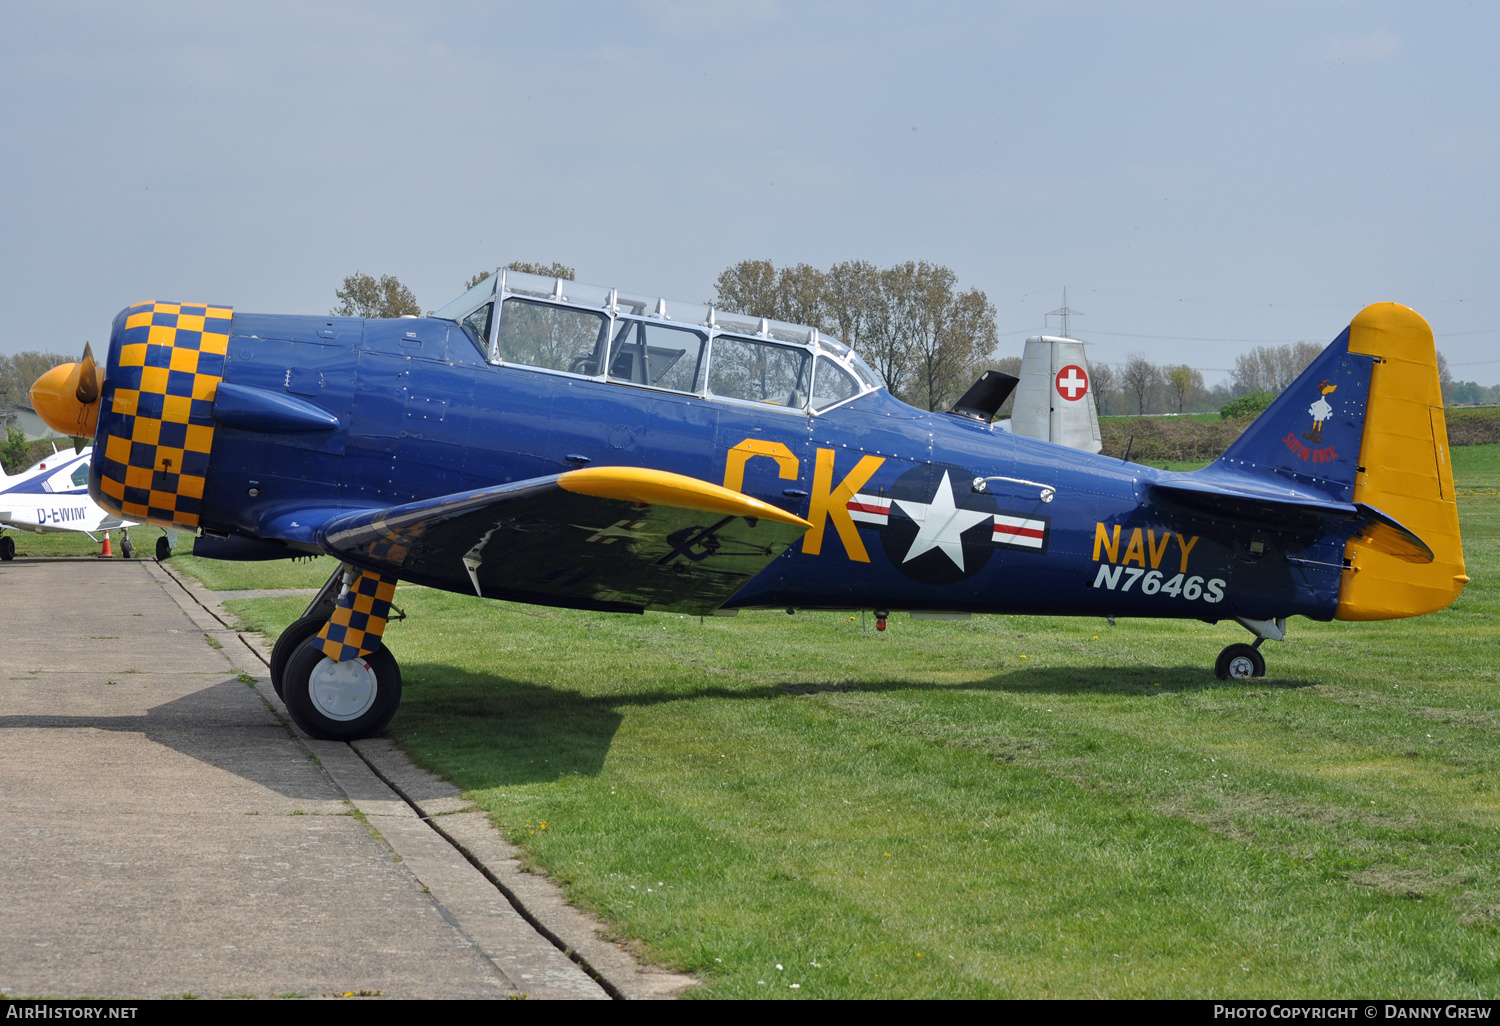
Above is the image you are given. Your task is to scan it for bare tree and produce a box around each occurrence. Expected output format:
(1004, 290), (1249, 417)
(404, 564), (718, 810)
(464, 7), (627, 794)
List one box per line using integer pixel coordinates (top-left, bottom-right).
(1164, 364), (1204, 414)
(1089, 362), (1120, 416)
(1121, 353), (1162, 415)
(864, 262), (940, 406)
(712, 257), (997, 409)
(0, 351), (72, 414)
(1285, 342), (1323, 388)
(860, 262), (998, 411)
(1231, 342), (1322, 395)
(926, 285), (998, 411)
(992, 355), (1023, 418)
(333, 272), (421, 318)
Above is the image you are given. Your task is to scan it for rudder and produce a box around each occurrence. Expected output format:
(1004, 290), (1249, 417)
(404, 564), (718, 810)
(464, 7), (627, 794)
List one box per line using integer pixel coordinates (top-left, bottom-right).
(1336, 303), (1466, 619)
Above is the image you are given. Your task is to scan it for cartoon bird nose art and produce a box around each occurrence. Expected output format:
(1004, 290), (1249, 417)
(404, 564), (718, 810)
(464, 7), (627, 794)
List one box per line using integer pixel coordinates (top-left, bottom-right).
(1304, 379), (1338, 444)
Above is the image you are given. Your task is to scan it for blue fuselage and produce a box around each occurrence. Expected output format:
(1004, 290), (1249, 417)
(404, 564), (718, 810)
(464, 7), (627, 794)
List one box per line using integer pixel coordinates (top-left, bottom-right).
(185, 314), (1343, 622)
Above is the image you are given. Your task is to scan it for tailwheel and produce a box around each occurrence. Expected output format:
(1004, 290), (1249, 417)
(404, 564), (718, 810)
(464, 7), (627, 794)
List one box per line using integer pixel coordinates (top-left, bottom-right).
(0, 535), (14, 561)
(1215, 642), (1266, 681)
(155, 534), (171, 561)
(281, 643), (401, 741)
(270, 614), (334, 699)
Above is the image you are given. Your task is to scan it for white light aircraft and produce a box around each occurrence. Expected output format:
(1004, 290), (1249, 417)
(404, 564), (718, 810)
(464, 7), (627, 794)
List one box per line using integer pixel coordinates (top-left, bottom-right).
(0, 448), (169, 560)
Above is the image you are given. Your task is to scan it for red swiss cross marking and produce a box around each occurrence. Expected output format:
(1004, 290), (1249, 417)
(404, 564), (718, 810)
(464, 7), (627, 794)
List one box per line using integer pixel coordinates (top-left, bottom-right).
(1055, 364), (1089, 401)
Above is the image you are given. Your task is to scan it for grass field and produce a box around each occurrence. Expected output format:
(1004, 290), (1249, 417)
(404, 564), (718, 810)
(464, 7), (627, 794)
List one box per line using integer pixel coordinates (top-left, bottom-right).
(190, 443), (1500, 998)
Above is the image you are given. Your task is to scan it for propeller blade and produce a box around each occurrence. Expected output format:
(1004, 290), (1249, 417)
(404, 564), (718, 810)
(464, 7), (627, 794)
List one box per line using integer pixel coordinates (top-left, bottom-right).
(75, 343), (99, 405)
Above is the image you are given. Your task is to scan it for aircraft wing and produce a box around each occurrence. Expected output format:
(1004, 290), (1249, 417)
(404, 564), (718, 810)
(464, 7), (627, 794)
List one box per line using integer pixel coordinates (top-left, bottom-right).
(1150, 474), (1433, 563)
(314, 466), (812, 615)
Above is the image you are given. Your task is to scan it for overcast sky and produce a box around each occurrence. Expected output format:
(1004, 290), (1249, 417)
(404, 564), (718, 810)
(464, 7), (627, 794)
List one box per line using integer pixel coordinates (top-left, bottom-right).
(2, 1), (1496, 385)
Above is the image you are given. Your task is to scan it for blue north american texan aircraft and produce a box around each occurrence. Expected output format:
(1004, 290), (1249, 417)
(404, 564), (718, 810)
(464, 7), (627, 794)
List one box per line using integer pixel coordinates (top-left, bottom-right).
(30, 269), (1466, 741)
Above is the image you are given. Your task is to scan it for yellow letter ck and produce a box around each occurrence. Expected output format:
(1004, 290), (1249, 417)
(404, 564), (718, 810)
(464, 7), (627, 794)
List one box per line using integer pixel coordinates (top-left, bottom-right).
(722, 438), (800, 493)
(804, 448), (884, 562)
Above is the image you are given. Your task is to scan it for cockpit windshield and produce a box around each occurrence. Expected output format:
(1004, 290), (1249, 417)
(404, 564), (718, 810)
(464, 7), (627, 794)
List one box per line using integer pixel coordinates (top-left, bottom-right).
(430, 269), (887, 406)
(433, 274), (497, 321)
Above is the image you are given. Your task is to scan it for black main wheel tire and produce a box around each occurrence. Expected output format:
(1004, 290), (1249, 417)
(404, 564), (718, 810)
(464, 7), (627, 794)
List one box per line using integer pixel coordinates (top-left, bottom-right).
(1215, 643), (1266, 681)
(281, 643), (401, 741)
(0, 535), (14, 561)
(155, 535), (171, 561)
(270, 614), (332, 699)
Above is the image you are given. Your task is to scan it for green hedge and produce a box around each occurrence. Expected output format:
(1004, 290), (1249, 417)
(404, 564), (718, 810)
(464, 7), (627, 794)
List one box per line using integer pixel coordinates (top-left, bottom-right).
(1096, 405), (1500, 463)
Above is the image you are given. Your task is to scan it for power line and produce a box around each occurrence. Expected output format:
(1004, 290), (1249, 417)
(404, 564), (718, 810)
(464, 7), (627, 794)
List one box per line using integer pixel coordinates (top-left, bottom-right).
(1076, 330), (1320, 343)
(1016, 285), (1500, 309)
(1003, 326), (1496, 344)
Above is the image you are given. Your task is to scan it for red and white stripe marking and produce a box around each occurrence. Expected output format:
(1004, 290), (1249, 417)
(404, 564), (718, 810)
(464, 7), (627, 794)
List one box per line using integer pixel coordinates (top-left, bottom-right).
(992, 513), (1047, 549)
(846, 492), (890, 525)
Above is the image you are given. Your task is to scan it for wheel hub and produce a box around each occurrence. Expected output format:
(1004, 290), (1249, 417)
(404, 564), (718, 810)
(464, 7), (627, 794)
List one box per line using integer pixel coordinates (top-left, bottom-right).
(1227, 655), (1257, 679)
(307, 656), (378, 721)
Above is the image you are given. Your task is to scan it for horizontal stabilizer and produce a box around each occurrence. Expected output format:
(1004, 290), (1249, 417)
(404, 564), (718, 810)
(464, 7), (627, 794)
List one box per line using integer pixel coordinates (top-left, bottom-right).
(317, 467), (811, 614)
(1151, 474), (1433, 564)
(1151, 472), (1358, 526)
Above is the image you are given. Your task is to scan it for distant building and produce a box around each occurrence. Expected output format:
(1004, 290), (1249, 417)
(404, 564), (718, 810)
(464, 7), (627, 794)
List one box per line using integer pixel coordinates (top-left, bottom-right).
(5, 401), (71, 442)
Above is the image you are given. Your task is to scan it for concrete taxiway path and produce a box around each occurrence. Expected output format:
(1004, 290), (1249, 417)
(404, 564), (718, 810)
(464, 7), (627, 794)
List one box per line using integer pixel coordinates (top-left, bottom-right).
(0, 558), (687, 1000)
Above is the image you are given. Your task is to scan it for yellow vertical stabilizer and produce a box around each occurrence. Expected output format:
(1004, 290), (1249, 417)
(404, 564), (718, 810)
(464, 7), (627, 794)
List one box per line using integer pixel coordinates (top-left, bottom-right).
(1336, 303), (1467, 620)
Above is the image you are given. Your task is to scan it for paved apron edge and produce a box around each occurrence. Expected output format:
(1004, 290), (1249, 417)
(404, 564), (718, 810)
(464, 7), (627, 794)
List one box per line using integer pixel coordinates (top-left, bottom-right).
(149, 558), (691, 1000)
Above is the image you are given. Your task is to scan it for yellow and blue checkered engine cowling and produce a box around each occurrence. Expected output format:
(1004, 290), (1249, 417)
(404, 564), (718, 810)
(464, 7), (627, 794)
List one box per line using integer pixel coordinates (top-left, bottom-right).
(92, 301), (231, 529)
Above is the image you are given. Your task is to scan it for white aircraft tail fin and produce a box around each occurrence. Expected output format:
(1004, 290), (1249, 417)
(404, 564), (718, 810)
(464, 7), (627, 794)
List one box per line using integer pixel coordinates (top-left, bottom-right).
(1009, 335), (1101, 453)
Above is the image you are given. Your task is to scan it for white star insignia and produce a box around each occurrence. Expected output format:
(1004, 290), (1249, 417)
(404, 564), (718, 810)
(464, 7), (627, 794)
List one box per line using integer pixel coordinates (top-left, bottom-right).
(892, 470), (992, 571)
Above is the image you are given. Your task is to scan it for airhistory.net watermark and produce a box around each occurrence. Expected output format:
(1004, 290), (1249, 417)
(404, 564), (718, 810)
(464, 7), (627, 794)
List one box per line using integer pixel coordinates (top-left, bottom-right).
(5, 1009), (138, 1019)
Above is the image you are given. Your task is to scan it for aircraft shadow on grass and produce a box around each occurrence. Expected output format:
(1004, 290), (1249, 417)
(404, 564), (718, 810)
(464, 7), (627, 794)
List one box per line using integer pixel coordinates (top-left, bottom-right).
(0, 666), (1318, 794)
(389, 661), (1318, 789)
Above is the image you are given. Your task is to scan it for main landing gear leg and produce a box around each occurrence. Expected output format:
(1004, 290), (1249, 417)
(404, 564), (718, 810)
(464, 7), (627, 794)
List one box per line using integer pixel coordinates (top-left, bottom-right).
(1214, 616), (1286, 681)
(277, 565), (404, 741)
(269, 564), (347, 699)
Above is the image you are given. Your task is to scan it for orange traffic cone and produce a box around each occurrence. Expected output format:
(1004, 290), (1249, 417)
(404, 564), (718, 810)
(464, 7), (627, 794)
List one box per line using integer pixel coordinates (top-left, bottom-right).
(100, 531), (112, 558)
